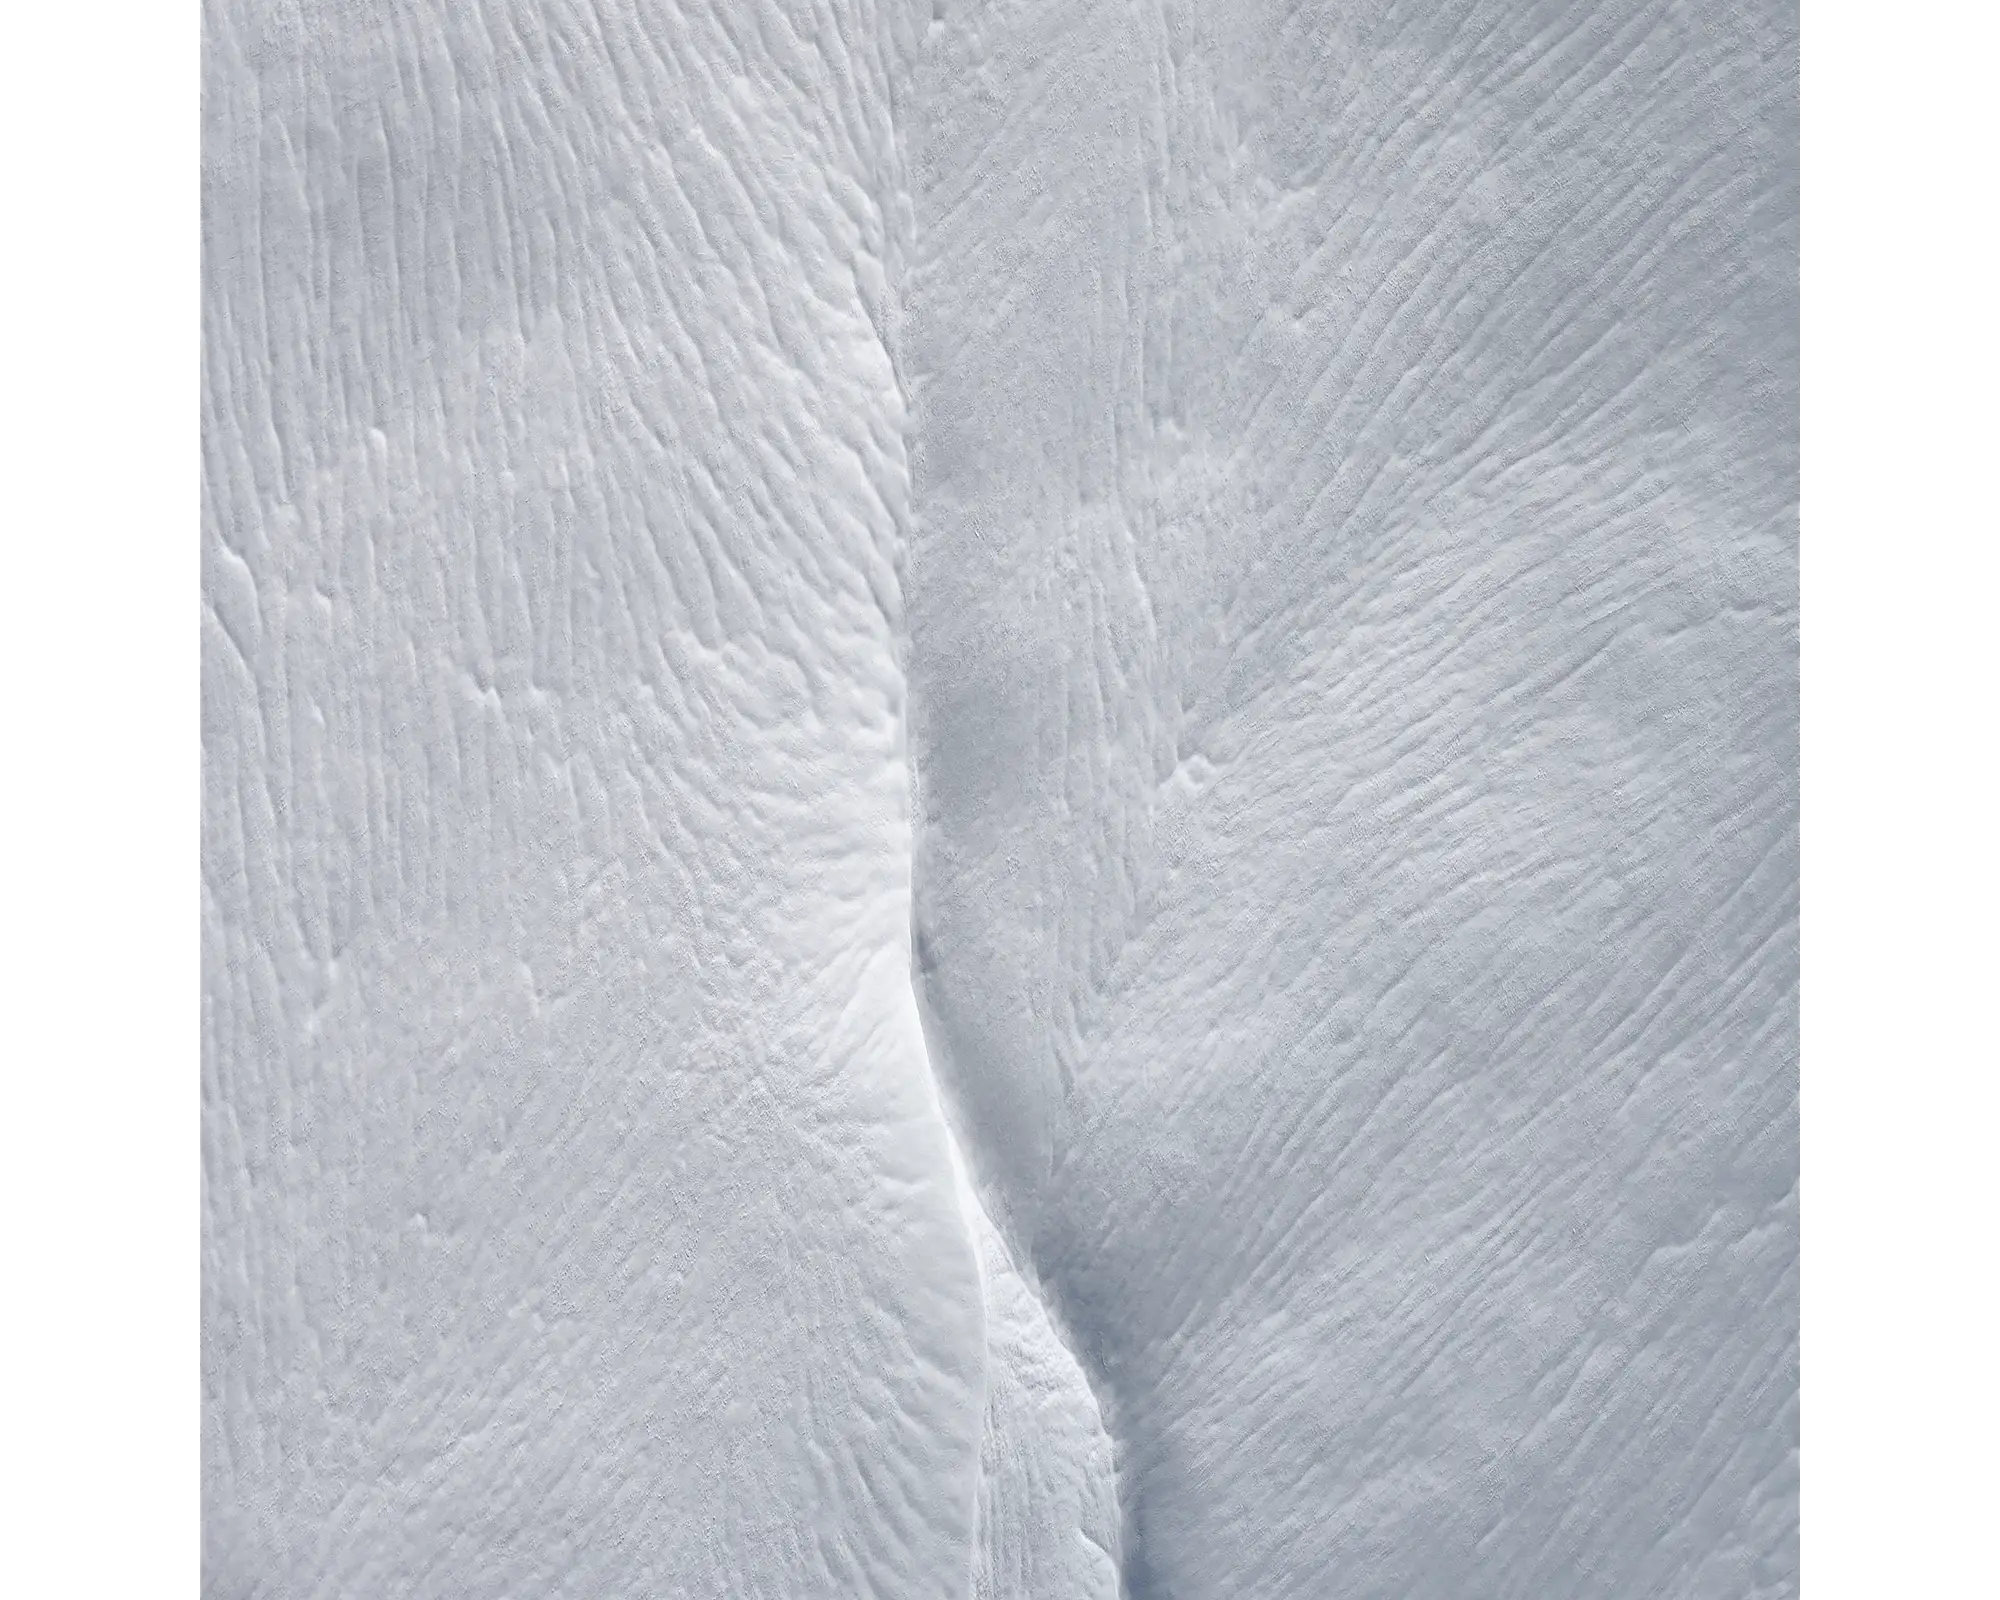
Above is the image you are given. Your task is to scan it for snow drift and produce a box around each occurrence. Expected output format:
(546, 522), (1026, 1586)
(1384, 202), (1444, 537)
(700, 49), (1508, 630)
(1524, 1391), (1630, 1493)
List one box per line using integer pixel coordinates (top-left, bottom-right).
(203, 0), (1796, 1594)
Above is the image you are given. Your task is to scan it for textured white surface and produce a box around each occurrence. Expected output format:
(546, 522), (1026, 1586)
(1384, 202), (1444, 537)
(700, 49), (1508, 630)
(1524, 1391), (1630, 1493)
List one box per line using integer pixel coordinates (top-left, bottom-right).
(905, 2), (1795, 1593)
(201, 4), (986, 1592)
(203, 0), (1795, 1594)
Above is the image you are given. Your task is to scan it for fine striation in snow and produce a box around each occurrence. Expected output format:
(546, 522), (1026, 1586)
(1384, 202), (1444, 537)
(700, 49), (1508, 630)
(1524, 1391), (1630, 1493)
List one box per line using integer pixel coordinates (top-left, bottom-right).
(962, 1197), (1124, 1600)
(906, 0), (1795, 1595)
(203, 2), (989, 1593)
(204, 0), (1796, 1594)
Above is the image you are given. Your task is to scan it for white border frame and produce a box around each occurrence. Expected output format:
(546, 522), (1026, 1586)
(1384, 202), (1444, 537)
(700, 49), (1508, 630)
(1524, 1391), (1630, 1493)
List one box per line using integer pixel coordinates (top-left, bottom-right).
(2, 2), (198, 1590)
(3, 2), (1992, 1592)
(1805, 3), (1998, 1594)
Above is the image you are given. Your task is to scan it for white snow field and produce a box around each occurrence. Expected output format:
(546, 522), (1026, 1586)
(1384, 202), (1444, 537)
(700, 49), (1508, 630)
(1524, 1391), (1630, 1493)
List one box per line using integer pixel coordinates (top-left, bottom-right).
(203, 0), (1795, 1595)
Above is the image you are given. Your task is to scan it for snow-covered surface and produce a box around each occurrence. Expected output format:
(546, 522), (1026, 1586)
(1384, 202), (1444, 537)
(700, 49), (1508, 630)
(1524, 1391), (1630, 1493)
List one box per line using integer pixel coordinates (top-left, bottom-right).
(203, 0), (1796, 1594)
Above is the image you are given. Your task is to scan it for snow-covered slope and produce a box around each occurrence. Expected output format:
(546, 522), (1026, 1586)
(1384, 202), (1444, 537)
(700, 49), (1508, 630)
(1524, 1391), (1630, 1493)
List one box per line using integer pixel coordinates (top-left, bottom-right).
(204, 0), (1796, 1594)
(201, 3), (995, 1593)
(906, 1), (1795, 1596)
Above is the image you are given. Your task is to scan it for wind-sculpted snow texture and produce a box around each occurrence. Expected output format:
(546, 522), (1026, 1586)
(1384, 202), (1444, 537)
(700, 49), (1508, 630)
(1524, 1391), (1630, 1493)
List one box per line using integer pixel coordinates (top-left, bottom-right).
(204, 0), (1795, 1595)
(200, 2), (996, 1593)
(907, 0), (1797, 1596)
